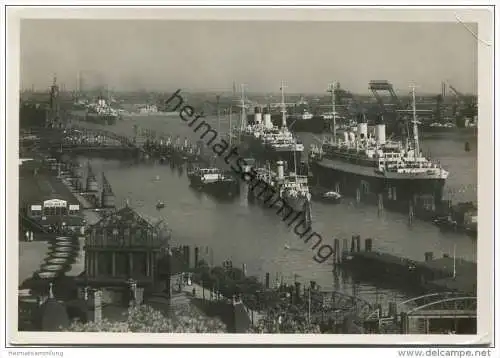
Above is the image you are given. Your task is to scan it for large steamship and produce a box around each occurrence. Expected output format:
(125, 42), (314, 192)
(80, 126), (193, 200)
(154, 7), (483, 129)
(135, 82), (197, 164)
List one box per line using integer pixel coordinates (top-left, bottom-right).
(309, 84), (449, 213)
(85, 97), (120, 125)
(238, 83), (304, 174)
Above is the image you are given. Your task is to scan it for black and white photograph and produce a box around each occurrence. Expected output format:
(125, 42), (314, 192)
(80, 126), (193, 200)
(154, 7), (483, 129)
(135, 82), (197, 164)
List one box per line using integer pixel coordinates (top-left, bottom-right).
(5, 5), (494, 348)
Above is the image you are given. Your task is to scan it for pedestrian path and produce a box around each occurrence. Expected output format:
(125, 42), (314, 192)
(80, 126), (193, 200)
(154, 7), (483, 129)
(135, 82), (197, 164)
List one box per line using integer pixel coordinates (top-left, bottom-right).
(181, 282), (264, 323)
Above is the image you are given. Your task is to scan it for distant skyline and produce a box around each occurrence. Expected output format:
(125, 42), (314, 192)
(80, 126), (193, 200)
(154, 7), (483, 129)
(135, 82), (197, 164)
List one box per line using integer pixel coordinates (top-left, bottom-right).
(20, 19), (478, 95)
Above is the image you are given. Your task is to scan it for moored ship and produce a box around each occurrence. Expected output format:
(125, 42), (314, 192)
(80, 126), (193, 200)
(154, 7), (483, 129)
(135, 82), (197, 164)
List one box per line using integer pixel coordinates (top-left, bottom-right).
(238, 83), (305, 174)
(250, 160), (312, 214)
(85, 98), (120, 125)
(287, 109), (331, 134)
(309, 84), (449, 214)
(187, 167), (240, 198)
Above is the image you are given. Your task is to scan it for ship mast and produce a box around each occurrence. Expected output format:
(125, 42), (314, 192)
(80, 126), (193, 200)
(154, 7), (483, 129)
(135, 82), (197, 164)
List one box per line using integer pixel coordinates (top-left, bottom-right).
(229, 81), (236, 146)
(229, 108), (232, 147)
(280, 80), (287, 129)
(216, 94), (221, 133)
(410, 84), (420, 156)
(240, 83), (247, 135)
(327, 82), (337, 143)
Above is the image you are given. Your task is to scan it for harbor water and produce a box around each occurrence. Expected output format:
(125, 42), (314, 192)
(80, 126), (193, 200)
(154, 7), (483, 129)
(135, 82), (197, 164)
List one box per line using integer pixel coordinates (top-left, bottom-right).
(76, 113), (478, 307)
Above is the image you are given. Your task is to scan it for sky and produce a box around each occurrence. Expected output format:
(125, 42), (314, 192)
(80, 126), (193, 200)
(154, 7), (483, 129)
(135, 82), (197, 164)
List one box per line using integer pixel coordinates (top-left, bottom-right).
(20, 19), (478, 95)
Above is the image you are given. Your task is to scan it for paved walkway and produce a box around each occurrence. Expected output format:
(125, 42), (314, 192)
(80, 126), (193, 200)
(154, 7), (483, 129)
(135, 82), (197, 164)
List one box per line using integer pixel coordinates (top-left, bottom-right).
(66, 236), (86, 276)
(18, 241), (48, 285)
(181, 282), (264, 323)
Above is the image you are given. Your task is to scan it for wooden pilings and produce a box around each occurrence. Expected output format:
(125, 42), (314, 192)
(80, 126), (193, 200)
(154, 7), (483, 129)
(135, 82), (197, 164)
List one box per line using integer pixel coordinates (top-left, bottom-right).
(333, 236), (374, 265)
(408, 199), (415, 225)
(377, 193), (384, 215)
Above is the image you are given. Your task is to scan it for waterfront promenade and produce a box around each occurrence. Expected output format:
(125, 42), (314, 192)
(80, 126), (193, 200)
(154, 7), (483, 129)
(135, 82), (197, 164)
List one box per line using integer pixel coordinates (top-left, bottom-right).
(181, 282), (265, 323)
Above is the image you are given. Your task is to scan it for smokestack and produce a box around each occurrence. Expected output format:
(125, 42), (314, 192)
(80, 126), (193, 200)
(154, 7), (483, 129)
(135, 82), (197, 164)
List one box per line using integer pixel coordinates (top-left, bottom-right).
(255, 107), (262, 124)
(264, 113), (272, 129)
(277, 161), (285, 180)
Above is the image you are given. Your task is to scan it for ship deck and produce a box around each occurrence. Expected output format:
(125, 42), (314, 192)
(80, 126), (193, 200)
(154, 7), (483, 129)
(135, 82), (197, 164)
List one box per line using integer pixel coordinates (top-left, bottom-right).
(313, 157), (446, 180)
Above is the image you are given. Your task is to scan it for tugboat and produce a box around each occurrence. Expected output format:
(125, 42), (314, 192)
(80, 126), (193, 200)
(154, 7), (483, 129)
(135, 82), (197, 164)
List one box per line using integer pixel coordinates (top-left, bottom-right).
(433, 201), (477, 237)
(276, 161), (311, 213)
(250, 160), (311, 217)
(187, 166), (240, 198)
(320, 191), (342, 204)
(156, 201), (165, 210)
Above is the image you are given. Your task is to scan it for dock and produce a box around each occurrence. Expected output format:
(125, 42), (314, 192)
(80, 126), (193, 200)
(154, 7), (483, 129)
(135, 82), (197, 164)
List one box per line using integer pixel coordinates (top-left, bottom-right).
(337, 236), (476, 296)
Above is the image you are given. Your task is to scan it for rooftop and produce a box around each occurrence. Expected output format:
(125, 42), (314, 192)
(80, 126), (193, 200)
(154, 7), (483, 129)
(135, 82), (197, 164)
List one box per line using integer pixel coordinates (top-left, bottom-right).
(91, 205), (168, 230)
(87, 206), (171, 248)
(19, 169), (79, 208)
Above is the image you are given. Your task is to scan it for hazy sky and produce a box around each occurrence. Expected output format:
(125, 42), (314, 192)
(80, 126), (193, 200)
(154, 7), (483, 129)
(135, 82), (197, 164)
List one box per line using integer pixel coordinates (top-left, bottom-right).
(20, 19), (478, 94)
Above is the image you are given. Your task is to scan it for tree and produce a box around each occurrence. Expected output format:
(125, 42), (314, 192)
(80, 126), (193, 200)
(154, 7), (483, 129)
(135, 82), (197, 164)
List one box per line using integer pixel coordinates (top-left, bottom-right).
(66, 304), (227, 333)
(249, 301), (321, 333)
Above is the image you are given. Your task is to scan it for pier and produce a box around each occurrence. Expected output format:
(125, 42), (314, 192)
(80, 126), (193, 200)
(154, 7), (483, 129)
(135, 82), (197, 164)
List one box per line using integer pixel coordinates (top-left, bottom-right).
(336, 236), (476, 297)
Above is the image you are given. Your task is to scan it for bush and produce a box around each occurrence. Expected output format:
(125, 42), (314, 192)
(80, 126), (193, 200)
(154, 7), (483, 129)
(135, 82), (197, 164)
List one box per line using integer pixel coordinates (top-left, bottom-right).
(66, 304), (227, 333)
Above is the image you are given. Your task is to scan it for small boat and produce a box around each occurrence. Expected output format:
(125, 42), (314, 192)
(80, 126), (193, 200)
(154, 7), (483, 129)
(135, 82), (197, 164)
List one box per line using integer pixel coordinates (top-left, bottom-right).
(321, 191), (342, 203)
(433, 216), (458, 231)
(284, 244), (303, 252)
(154, 175), (161, 181)
(156, 201), (165, 210)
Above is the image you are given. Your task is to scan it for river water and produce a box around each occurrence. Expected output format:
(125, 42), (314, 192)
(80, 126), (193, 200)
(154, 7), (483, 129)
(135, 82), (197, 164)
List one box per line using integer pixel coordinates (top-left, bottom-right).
(74, 113), (478, 307)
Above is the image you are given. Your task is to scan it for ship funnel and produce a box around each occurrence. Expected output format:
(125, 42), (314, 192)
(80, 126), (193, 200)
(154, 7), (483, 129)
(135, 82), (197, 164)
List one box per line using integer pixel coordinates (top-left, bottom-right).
(277, 161), (285, 180)
(357, 123), (368, 140)
(255, 112), (262, 124)
(375, 124), (386, 145)
(264, 113), (272, 129)
(343, 131), (349, 143)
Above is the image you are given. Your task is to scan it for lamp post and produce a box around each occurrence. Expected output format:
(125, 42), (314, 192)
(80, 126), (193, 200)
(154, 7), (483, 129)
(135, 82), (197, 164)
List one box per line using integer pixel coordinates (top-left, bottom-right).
(126, 278), (137, 307)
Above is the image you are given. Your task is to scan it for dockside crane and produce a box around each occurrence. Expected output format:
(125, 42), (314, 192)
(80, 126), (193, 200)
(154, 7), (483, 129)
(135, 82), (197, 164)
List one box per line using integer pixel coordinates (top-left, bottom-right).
(368, 80), (404, 136)
(445, 81), (477, 123)
(434, 93), (444, 124)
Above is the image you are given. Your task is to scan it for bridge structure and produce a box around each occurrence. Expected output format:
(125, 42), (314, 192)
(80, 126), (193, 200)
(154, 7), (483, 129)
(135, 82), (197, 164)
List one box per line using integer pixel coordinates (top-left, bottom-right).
(40, 125), (142, 157)
(284, 288), (375, 332)
(33, 122), (212, 166)
(362, 292), (477, 334)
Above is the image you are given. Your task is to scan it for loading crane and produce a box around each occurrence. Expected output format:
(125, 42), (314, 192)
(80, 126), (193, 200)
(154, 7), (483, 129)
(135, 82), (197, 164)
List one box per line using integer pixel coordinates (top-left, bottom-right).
(445, 81), (477, 123)
(369, 80), (402, 112)
(368, 80), (405, 136)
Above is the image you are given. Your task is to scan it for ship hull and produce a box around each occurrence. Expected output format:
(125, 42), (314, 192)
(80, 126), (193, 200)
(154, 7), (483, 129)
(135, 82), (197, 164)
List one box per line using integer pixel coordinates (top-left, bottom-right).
(248, 183), (310, 221)
(281, 192), (310, 213)
(85, 113), (118, 125)
(248, 113), (329, 134)
(288, 116), (330, 134)
(188, 175), (240, 198)
(309, 159), (446, 214)
(240, 135), (303, 174)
